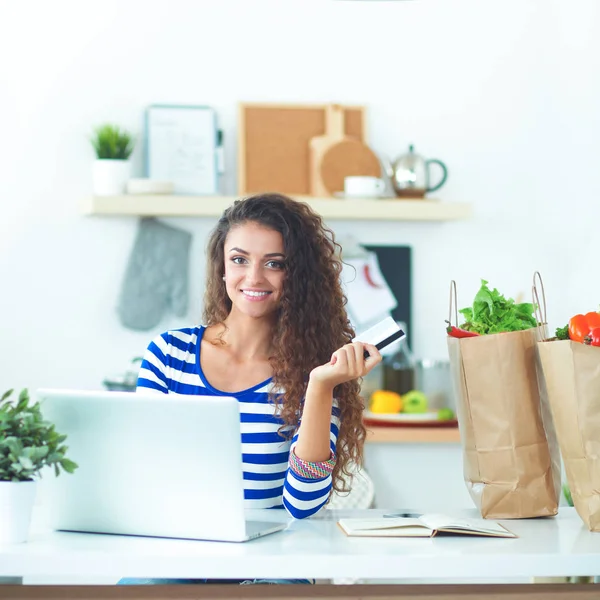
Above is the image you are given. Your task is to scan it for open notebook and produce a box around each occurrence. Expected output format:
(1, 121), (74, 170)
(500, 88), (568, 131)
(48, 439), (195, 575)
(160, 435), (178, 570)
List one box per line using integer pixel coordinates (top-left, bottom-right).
(337, 513), (517, 538)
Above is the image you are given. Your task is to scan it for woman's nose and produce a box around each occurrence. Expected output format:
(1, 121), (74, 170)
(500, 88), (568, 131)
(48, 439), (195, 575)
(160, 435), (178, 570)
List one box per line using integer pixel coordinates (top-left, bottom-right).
(245, 263), (264, 284)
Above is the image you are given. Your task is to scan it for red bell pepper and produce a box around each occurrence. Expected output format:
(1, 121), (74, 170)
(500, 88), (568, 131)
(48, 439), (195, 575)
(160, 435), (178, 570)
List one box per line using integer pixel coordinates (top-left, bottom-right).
(568, 312), (600, 343)
(584, 327), (600, 346)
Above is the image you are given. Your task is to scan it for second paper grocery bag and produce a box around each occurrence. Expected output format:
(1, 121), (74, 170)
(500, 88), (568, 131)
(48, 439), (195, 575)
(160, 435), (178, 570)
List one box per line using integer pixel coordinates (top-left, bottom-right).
(447, 280), (560, 519)
(538, 334), (600, 531)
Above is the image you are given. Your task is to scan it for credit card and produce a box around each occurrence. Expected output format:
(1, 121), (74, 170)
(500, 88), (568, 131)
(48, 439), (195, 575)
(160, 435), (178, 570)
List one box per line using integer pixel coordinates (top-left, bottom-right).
(353, 317), (405, 359)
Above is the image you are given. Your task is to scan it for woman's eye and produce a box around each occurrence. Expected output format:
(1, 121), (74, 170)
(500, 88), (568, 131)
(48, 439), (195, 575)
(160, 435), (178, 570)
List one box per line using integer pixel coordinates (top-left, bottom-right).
(231, 256), (246, 265)
(267, 260), (285, 270)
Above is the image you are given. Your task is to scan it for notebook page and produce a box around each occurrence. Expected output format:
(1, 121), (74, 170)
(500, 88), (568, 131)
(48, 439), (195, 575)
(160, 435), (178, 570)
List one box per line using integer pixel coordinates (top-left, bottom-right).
(419, 513), (510, 535)
(339, 517), (426, 532)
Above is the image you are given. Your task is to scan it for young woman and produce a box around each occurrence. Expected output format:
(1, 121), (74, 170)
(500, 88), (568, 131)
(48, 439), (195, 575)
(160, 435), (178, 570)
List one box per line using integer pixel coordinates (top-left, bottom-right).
(136, 193), (381, 521)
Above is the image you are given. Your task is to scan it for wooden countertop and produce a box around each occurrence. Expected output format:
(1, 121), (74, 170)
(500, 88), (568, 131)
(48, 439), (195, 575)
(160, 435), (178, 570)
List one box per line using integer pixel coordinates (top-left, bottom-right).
(365, 424), (460, 444)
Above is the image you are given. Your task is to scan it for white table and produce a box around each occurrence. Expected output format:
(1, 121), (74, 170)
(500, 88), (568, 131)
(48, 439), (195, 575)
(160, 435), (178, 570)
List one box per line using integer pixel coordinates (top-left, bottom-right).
(1, 508), (599, 599)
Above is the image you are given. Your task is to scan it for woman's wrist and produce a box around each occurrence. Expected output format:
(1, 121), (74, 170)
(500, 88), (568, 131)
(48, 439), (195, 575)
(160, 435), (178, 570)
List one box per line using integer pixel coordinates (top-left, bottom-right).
(289, 446), (336, 480)
(306, 376), (335, 400)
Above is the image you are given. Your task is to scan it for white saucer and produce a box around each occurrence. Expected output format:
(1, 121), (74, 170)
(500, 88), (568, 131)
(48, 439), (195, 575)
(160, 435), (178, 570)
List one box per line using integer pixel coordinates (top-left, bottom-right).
(363, 410), (441, 423)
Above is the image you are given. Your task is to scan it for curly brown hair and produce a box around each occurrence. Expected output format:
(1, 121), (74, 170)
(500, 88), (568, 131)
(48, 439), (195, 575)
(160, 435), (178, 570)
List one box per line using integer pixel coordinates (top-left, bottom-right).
(202, 193), (366, 493)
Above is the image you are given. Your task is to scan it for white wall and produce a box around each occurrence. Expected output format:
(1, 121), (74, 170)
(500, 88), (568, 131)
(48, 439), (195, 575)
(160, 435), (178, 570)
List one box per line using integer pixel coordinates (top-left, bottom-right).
(1, 0), (599, 393)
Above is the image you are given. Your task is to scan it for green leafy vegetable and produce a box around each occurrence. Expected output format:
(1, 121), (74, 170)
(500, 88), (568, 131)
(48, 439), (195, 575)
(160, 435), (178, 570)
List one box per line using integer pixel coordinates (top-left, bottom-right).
(563, 483), (573, 507)
(555, 325), (569, 340)
(459, 279), (537, 335)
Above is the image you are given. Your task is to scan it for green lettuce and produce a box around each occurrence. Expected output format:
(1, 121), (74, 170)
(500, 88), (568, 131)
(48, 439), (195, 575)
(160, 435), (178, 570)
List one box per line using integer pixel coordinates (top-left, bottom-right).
(459, 279), (537, 335)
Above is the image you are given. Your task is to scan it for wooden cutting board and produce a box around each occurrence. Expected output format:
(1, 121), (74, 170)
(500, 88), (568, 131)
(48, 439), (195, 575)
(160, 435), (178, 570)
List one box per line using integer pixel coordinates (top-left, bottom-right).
(309, 104), (381, 197)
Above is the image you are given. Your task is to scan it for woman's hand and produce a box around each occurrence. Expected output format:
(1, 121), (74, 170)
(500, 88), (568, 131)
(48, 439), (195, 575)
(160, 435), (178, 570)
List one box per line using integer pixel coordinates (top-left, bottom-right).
(309, 342), (382, 389)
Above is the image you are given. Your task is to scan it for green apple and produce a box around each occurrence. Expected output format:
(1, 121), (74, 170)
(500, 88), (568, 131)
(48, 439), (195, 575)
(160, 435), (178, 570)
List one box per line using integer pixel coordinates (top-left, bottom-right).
(437, 407), (455, 421)
(402, 390), (428, 414)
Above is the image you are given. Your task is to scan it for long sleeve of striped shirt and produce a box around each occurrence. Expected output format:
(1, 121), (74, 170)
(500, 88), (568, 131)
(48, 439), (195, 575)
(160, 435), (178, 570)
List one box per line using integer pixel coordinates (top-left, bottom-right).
(136, 326), (340, 519)
(282, 404), (340, 518)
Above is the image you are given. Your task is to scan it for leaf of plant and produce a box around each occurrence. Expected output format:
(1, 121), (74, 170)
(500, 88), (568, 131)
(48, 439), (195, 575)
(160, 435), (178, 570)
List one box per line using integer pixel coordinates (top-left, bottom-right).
(18, 456), (34, 470)
(4, 437), (23, 455)
(59, 458), (78, 473)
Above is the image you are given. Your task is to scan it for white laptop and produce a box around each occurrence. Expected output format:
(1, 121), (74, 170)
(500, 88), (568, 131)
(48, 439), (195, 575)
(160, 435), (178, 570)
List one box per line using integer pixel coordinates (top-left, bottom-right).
(36, 389), (288, 542)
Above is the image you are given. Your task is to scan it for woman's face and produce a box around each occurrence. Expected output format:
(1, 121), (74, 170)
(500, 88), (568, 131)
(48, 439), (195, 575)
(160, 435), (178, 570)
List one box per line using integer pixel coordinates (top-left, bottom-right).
(223, 221), (286, 320)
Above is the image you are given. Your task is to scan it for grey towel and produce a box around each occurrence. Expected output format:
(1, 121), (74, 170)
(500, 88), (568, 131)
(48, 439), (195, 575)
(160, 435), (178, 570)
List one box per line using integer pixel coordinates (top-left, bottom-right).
(117, 218), (192, 331)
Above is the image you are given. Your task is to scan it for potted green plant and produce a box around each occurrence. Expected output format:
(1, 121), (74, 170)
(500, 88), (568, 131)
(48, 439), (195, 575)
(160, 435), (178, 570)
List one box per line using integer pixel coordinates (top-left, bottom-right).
(90, 123), (135, 196)
(0, 389), (77, 544)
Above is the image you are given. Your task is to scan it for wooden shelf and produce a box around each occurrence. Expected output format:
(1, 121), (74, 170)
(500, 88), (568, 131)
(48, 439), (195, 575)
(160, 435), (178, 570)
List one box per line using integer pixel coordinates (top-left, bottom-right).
(83, 195), (472, 222)
(365, 425), (460, 444)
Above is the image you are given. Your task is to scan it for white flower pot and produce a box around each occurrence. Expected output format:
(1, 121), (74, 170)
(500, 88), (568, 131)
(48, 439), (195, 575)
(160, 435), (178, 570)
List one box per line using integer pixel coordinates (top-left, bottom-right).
(0, 481), (37, 544)
(92, 159), (131, 196)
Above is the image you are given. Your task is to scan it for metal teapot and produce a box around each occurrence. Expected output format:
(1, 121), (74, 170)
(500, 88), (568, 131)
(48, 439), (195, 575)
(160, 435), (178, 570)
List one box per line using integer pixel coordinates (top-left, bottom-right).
(386, 144), (448, 198)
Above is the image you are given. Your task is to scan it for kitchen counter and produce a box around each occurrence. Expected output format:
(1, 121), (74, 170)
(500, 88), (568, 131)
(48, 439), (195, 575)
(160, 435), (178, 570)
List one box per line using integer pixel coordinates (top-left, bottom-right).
(365, 425), (460, 444)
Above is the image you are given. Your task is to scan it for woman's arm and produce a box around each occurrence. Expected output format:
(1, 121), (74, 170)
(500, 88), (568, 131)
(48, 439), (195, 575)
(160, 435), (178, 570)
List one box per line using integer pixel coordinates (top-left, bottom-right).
(282, 342), (381, 519)
(282, 402), (340, 519)
(292, 379), (335, 461)
(294, 341), (380, 462)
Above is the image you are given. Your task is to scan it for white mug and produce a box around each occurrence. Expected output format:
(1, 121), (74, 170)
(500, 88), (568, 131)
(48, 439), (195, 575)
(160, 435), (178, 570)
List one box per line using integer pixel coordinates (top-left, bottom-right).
(344, 176), (386, 198)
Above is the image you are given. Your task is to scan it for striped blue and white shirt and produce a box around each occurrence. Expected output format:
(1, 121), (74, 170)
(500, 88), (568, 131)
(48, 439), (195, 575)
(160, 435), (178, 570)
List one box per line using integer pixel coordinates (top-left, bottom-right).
(137, 326), (340, 519)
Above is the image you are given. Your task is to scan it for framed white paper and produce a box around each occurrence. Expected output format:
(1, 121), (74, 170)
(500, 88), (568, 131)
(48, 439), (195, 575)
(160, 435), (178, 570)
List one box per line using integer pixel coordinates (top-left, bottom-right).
(146, 104), (218, 195)
(341, 252), (397, 327)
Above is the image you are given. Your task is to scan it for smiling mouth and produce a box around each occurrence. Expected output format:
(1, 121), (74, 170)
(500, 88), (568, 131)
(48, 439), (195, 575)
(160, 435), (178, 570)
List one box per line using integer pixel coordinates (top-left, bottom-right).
(241, 290), (272, 298)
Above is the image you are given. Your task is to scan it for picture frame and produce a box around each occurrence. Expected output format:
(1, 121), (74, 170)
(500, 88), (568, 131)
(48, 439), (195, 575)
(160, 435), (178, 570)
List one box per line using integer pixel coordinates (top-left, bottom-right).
(145, 104), (219, 195)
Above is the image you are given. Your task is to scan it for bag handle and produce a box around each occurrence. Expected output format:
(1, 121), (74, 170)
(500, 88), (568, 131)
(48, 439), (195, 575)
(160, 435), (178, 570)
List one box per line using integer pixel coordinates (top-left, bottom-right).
(448, 280), (458, 327)
(532, 271), (547, 340)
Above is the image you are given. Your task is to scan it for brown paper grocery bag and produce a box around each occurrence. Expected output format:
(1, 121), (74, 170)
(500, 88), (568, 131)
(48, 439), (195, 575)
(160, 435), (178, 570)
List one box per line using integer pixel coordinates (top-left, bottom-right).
(537, 330), (600, 530)
(447, 280), (560, 519)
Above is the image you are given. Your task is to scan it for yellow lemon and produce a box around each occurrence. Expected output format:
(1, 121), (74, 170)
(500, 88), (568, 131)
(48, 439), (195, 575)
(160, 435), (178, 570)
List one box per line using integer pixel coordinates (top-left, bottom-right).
(370, 390), (403, 414)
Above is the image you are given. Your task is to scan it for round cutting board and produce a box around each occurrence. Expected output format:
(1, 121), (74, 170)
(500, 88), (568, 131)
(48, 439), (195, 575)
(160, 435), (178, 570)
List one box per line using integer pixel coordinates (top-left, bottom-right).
(319, 139), (382, 195)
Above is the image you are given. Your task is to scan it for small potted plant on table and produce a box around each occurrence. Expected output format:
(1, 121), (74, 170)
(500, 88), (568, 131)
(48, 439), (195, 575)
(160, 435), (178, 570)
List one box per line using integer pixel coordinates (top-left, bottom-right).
(90, 123), (135, 196)
(0, 389), (77, 544)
